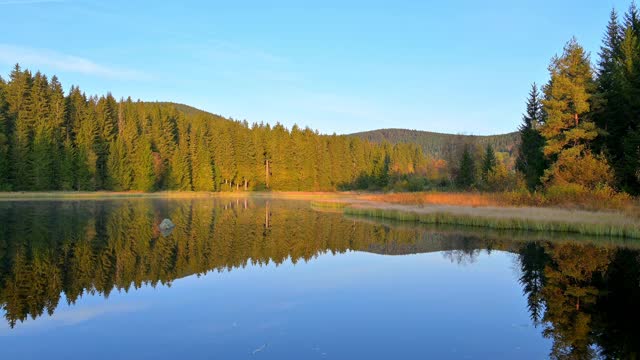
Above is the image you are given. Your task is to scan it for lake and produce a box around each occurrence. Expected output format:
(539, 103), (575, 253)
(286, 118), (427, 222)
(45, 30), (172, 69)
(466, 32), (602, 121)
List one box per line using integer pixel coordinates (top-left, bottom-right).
(1, 198), (638, 359)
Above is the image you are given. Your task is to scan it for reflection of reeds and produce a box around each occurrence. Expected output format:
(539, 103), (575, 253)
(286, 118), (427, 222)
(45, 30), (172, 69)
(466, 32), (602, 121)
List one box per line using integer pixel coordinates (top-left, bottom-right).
(310, 201), (349, 210)
(346, 215), (640, 249)
(344, 206), (640, 239)
(360, 191), (640, 216)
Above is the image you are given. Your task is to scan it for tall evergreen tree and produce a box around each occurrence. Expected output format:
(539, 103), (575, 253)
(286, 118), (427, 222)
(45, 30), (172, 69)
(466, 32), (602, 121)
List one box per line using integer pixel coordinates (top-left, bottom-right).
(593, 8), (623, 154)
(516, 83), (547, 190)
(455, 145), (476, 189)
(481, 143), (497, 182)
(189, 122), (214, 191)
(0, 77), (10, 190)
(30, 72), (54, 190)
(132, 135), (155, 192)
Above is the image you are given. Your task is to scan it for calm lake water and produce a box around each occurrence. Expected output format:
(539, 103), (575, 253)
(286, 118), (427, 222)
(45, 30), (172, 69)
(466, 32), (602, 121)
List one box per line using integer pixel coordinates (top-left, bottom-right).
(1, 199), (639, 359)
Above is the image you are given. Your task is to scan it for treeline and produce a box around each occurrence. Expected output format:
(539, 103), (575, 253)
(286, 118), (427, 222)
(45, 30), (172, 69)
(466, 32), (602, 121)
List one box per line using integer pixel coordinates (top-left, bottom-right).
(517, 3), (640, 195)
(0, 66), (429, 192)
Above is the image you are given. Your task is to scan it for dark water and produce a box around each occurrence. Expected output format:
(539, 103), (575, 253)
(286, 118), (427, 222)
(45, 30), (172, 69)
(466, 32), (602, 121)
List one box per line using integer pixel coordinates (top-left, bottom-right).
(0, 199), (639, 359)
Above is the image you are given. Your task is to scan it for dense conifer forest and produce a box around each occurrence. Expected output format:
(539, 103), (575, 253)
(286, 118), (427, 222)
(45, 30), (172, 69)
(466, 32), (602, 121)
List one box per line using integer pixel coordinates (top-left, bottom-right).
(0, 66), (429, 192)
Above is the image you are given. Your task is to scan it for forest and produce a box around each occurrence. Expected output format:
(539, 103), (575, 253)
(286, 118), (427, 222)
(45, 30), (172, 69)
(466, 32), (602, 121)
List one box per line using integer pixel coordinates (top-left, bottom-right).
(0, 70), (427, 192)
(515, 4), (640, 196)
(1, 4), (640, 196)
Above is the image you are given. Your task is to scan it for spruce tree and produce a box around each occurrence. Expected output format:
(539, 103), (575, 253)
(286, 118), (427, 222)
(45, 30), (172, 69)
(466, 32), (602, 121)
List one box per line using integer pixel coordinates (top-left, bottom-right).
(481, 143), (497, 183)
(59, 136), (76, 190)
(455, 145), (475, 189)
(168, 119), (192, 191)
(516, 83), (547, 190)
(11, 69), (34, 190)
(189, 122), (214, 191)
(592, 9), (623, 155)
(0, 78), (10, 190)
(49, 75), (66, 189)
(30, 72), (54, 190)
(132, 136), (155, 192)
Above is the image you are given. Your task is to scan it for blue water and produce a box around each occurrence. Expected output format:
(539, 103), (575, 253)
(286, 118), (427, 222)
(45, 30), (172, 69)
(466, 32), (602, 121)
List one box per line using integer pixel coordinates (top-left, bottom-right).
(1, 199), (637, 359)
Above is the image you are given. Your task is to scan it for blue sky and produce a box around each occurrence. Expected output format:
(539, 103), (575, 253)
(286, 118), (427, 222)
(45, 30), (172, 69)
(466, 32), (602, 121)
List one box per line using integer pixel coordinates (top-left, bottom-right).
(0, 0), (633, 135)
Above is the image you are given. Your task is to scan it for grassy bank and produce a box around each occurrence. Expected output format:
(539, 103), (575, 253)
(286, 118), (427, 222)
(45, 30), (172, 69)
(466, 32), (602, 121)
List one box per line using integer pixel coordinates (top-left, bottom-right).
(360, 188), (639, 214)
(343, 205), (640, 239)
(346, 215), (640, 249)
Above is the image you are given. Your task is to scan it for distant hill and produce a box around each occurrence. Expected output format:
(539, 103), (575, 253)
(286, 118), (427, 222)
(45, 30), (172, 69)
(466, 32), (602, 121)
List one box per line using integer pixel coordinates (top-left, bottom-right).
(350, 128), (519, 159)
(149, 103), (521, 161)
(148, 102), (228, 119)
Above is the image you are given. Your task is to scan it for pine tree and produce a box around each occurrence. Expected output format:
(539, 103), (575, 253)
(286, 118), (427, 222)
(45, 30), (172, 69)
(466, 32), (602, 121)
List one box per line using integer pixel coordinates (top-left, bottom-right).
(132, 135), (155, 192)
(592, 9), (623, 154)
(59, 136), (76, 190)
(481, 143), (497, 183)
(30, 72), (54, 190)
(106, 137), (132, 190)
(516, 83), (547, 190)
(0, 77), (10, 190)
(456, 145), (475, 189)
(74, 100), (99, 190)
(168, 120), (192, 191)
(618, 5), (640, 193)
(49, 75), (66, 189)
(11, 69), (34, 190)
(189, 122), (214, 191)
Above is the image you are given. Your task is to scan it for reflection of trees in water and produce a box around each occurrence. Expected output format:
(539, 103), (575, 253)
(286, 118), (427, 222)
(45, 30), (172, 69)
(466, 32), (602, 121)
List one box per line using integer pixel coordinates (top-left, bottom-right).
(441, 249), (481, 265)
(0, 199), (448, 327)
(518, 242), (640, 359)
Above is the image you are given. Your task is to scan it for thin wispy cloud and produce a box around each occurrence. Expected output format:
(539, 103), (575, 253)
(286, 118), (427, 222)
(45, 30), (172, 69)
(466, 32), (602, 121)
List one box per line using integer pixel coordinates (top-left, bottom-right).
(0, 44), (149, 80)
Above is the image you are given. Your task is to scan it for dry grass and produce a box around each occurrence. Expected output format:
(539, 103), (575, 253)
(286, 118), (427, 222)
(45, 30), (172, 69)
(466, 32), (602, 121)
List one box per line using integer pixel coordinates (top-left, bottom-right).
(358, 191), (640, 217)
(345, 204), (640, 239)
(361, 192), (502, 207)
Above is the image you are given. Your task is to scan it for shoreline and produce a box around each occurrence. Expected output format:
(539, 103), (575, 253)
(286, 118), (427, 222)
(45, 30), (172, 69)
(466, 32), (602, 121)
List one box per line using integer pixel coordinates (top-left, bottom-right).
(0, 191), (352, 201)
(2, 190), (639, 239)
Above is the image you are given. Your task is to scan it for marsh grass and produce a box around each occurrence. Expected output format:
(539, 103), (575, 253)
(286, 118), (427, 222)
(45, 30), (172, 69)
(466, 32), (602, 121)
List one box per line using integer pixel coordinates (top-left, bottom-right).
(346, 215), (640, 249)
(344, 205), (640, 239)
(360, 190), (640, 217)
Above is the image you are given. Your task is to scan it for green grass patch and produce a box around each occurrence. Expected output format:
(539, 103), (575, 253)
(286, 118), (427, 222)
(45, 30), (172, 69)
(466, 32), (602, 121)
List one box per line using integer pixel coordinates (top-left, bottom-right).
(344, 206), (640, 239)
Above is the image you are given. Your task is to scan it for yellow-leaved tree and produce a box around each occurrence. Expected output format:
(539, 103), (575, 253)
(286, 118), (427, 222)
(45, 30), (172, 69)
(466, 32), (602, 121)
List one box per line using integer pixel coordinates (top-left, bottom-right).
(540, 38), (614, 189)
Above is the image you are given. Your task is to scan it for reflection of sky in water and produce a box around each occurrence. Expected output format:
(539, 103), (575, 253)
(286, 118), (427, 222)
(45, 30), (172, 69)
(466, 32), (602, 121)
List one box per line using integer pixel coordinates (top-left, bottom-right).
(2, 250), (550, 359)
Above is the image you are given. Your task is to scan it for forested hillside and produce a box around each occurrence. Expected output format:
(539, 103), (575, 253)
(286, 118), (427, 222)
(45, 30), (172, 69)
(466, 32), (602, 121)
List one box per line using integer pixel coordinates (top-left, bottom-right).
(351, 128), (519, 159)
(0, 65), (431, 192)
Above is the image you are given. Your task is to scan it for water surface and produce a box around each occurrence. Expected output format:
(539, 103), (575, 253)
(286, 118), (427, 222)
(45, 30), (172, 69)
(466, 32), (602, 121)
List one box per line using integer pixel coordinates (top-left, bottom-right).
(1, 199), (638, 359)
